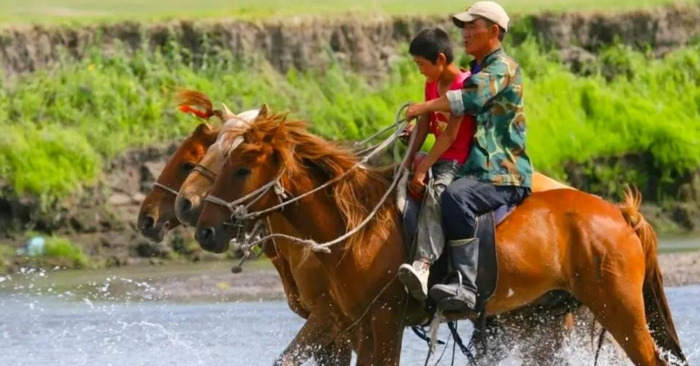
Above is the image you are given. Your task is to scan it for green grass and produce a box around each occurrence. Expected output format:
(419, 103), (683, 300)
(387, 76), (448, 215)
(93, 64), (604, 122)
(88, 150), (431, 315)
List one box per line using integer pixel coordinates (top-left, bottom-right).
(44, 235), (90, 268)
(518, 42), (700, 177)
(1, 35), (699, 204)
(0, 0), (695, 25)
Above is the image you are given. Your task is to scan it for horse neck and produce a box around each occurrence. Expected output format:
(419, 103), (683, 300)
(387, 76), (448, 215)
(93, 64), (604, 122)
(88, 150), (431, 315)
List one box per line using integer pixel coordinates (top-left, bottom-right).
(275, 162), (404, 275)
(278, 168), (348, 250)
(266, 213), (309, 259)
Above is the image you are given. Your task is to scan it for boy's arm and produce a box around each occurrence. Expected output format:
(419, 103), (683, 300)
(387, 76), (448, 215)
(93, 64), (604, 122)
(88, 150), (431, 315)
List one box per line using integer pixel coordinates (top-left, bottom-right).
(403, 113), (430, 168)
(415, 115), (463, 178)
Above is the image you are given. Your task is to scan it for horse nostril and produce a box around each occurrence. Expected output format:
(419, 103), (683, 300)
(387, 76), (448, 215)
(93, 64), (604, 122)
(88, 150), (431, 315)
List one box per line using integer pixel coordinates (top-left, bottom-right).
(142, 215), (156, 230)
(197, 227), (215, 242)
(180, 198), (192, 214)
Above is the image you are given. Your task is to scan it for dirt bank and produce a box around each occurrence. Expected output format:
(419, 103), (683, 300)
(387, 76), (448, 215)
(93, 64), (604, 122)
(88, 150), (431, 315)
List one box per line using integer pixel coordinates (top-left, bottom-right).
(1, 132), (699, 274)
(565, 153), (700, 232)
(0, 142), (225, 272)
(1, 3), (699, 78)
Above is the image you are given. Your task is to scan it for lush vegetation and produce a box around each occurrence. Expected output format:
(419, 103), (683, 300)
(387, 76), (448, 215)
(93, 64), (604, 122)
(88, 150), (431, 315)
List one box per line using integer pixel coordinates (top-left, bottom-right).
(1, 0), (693, 25)
(1, 28), (698, 205)
(0, 235), (90, 273)
(44, 235), (90, 268)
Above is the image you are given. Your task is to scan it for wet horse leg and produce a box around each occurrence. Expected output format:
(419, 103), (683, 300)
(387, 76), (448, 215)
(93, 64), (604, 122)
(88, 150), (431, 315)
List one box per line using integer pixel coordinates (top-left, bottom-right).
(263, 243), (309, 319)
(273, 299), (341, 366)
(354, 320), (375, 366)
(314, 337), (352, 366)
(573, 260), (663, 365)
(367, 300), (404, 365)
(470, 310), (570, 365)
(517, 311), (571, 366)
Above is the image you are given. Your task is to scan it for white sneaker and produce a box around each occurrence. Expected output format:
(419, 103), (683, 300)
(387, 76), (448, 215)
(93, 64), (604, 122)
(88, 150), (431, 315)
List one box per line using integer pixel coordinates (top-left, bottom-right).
(398, 260), (430, 301)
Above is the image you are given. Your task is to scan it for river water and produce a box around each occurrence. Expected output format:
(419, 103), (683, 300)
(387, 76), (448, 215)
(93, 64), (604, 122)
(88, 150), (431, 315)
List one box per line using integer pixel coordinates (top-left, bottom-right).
(0, 264), (698, 366)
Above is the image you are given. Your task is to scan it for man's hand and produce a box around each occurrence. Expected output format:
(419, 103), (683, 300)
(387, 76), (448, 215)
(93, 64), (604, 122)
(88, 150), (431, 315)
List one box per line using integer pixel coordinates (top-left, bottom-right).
(406, 103), (427, 121)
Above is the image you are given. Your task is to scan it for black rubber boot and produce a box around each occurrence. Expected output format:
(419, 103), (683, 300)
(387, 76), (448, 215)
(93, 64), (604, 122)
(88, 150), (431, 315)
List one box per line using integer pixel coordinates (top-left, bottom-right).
(428, 237), (479, 312)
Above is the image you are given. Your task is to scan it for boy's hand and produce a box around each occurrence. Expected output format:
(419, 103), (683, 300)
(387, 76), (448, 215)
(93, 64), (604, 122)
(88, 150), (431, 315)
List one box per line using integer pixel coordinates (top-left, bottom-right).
(408, 171), (427, 198)
(398, 123), (414, 146)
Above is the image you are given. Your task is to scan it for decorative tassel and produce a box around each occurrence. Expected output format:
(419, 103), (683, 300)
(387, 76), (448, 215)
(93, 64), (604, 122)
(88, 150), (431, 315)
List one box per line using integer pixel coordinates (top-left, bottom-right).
(178, 105), (212, 119)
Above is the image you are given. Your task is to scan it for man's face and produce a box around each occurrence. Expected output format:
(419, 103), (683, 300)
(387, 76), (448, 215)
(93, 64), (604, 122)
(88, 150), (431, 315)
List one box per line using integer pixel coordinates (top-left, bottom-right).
(462, 18), (496, 56)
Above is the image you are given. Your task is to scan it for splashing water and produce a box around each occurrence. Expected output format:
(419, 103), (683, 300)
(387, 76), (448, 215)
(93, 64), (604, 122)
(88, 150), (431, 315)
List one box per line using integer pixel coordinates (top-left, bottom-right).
(0, 267), (697, 366)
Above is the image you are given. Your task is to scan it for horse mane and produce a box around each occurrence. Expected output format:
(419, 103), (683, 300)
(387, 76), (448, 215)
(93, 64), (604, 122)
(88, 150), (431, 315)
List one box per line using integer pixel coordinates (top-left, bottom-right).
(219, 112), (397, 263)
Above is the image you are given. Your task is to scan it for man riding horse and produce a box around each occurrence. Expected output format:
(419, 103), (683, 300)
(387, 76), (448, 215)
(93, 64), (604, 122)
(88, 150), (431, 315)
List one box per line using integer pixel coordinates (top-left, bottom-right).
(403, 0), (533, 313)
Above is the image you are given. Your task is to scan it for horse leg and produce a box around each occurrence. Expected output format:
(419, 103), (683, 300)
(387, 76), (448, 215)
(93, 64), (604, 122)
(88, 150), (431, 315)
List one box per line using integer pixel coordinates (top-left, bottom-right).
(468, 316), (512, 365)
(314, 336), (352, 366)
(476, 308), (570, 366)
(354, 320), (375, 366)
(263, 243), (310, 319)
(517, 311), (570, 366)
(367, 301), (404, 366)
(574, 272), (663, 365)
(273, 307), (338, 366)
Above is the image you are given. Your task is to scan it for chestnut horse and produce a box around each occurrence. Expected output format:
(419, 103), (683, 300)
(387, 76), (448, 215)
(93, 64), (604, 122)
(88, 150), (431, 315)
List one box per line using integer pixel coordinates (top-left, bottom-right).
(195, 112), (686, 366)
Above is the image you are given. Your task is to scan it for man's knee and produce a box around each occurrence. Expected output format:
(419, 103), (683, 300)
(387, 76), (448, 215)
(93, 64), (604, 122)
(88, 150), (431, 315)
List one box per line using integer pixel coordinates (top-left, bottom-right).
(442, 178), (478, 202)
(441, 185), (462, 215)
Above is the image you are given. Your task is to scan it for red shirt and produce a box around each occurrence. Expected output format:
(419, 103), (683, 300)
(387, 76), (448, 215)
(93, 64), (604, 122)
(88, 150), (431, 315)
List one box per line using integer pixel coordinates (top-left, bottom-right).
(424, 71), (476, 164)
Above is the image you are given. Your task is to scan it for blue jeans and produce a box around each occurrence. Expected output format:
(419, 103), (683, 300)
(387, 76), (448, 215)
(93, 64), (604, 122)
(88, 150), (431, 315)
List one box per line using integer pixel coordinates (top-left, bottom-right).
(441, 177), (530, 240)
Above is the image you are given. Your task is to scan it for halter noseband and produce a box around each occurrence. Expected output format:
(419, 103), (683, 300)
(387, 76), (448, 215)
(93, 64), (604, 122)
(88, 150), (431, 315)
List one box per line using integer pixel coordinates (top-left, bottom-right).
(152, 182), (180, 196)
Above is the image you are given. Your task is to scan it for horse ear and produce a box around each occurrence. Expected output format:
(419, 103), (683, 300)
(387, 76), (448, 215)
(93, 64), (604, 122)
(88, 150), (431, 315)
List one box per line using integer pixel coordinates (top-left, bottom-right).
(193, 123), (212, 135)
(221, 103), (235, 120)
(259, 103), (270, 118)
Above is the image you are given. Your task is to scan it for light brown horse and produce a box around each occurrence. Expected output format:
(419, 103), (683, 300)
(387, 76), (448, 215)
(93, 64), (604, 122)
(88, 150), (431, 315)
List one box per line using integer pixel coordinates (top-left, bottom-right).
(195, 112), (686, 366)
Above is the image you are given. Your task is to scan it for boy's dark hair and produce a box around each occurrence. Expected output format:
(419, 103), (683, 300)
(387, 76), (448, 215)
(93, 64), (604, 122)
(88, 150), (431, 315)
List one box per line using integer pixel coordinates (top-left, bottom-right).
(409, 27), (454, 64)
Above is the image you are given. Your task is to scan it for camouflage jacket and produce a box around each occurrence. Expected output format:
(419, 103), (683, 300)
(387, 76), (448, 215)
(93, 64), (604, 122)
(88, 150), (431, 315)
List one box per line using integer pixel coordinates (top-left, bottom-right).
(446, 48), (533, 188)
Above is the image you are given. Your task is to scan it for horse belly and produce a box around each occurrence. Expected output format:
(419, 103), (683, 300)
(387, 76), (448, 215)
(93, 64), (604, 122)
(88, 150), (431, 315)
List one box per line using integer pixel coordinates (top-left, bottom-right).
(486, 215), (564, 314)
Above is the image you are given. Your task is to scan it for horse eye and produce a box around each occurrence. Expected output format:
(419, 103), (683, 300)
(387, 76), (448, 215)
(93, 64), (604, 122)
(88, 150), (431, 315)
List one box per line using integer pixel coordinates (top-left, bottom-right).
(235, 168), (251, 178)
(183, 162), (196, 172)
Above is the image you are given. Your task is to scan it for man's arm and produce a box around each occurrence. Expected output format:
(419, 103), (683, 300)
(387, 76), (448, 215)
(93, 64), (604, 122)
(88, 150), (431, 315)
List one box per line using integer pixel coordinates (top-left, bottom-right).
(406, 60), (512, 118)
(446, 63), (511, 116)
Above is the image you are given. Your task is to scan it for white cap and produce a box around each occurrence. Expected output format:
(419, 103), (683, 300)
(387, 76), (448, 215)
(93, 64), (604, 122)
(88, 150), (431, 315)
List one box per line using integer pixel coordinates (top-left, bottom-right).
(452, 1), (510, 32)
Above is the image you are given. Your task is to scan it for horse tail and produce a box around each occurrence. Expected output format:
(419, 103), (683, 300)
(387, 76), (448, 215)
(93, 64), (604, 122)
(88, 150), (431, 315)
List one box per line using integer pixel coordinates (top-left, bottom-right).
(618, 188), (687, 364)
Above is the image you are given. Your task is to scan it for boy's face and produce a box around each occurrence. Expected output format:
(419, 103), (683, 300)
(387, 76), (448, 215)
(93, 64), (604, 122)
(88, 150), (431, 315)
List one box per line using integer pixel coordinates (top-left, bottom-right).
(462, 18), (497, 56)
(412, 54), (446, 82)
